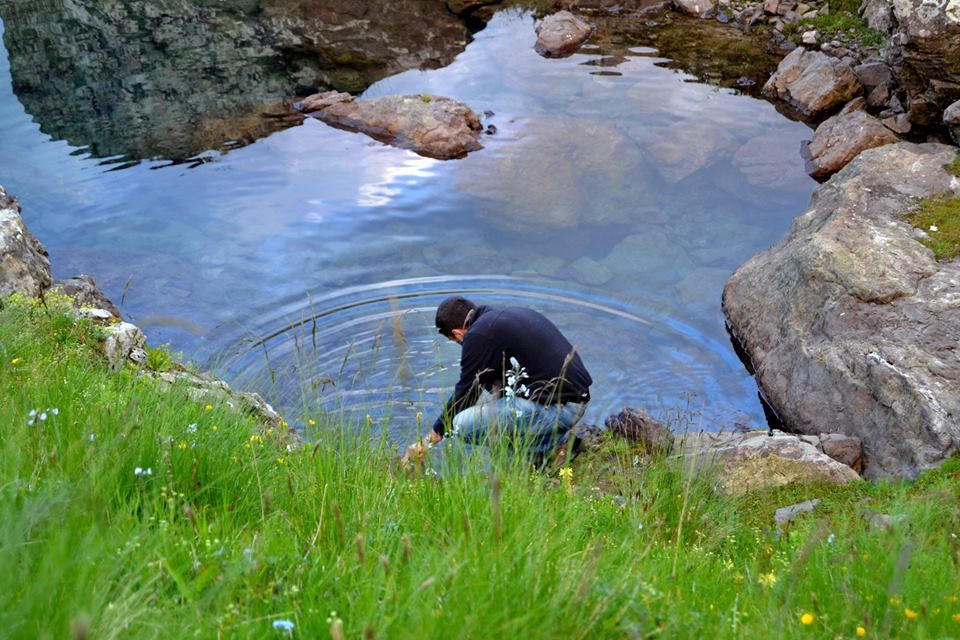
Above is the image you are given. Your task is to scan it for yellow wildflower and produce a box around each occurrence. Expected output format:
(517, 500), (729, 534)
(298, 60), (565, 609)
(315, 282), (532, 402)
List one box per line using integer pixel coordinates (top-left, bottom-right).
(949, 596), (959, 604)
(204, 404), (213, 412)
(890, 596), (902, 606)
(952, 613), (960, 622)
(245, 443), (251, 449)
(758, 571), (778, 588)
(279, 419), (288, 428)
(856, 625), (866, 637)
(904, 609), (918, 620)
(211, 425), (218, 432)
(559, 467), (573, 480)
(266, 428), (274, 436)
(308, 418), (316, 426)
(178, 442), (188, 450)
(277, 457), (285, 465)
(800, 613), (814, 625)
(11, 357), (21, 364)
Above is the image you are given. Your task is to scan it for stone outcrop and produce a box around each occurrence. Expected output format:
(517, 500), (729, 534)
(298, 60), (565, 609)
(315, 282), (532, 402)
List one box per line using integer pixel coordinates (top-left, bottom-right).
(677, 431), (862, 493)
(295, 92), (483, 160)
(946, 99), (960, 143)
(762, 47), (863, 117)
(0, 188), (52, 298)
(888, 0), (960, 126)
(534, 11), (594, 58)
(52, 274), (122, 318)
(0, 0), (473, 161)
(723, 142), (960, 479)
(804, 98), (900, 178)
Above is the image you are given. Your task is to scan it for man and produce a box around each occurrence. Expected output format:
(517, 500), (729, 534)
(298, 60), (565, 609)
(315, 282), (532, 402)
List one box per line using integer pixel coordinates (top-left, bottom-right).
(404, 296), (592, 465)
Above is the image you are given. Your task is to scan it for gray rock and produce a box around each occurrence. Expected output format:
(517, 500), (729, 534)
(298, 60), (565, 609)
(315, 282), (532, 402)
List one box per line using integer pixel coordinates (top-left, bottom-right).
(677, 431), (861, 493)
(860, 0), (895, 33)
(723, 142), (960, 478)
(775, 498), (821, 525)
(854, 61), (894, 93)
(295, 92), (483, 160)
(647, 121), (736, 183)
(605, 408), (675, 454)
(147, 369), (292, 434)
(0, 188), (52, 298)
(674, 0), (717, 18)
(944, 99), (960, 125)
(52, 274), (121, 318)
(534, 11), (594, 59)
(568, 257), (612, 286)
(882, 113), (912, 134)
(866, 83), (892, 109)
(801, 30), (818, 45)
(103, 321), (147, 369)
(820, 432), (863, 473)
(804, 99), (900, 178)
(762, 47), (863, 117)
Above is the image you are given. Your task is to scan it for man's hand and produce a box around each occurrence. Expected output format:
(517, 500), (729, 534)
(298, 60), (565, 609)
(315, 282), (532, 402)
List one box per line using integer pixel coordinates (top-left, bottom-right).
(400, 431), (442, 469)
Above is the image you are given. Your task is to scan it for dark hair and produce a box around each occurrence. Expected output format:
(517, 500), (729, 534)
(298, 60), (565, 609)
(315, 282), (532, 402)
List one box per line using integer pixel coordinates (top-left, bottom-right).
(435, 296), (476, 338)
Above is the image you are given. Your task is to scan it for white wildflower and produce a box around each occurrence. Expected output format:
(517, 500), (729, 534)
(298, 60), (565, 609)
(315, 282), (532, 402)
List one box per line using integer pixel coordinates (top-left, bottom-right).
(187, 423), (198, 434)
(930, 225), (939, 232)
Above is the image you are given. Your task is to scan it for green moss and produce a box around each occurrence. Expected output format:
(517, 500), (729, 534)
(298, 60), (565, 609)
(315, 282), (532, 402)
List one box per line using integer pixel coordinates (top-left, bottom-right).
(907, 193), (960, 261)
(946, 154), (960, 178)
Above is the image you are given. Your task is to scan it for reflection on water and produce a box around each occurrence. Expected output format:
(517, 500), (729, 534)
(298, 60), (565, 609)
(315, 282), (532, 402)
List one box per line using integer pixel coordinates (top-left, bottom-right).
(0, 0), (471, 160)
(0, 8), (817, 440)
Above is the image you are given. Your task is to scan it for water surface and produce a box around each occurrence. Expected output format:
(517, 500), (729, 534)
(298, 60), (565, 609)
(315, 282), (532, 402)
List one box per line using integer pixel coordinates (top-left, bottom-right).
(0, 6), (817, 439)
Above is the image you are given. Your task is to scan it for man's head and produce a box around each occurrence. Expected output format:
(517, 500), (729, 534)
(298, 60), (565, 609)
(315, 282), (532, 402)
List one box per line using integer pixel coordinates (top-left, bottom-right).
(435, 296), (477, 344)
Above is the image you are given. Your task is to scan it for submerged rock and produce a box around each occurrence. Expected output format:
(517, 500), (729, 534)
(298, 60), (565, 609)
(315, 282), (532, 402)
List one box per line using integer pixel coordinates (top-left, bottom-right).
(762, 47), (862, 117)
(723, 142), (960, 479)
(295, 92), (483, 160)
(534, 11), (594, 58)
(0, 187), (52, 298)
(804, 98), (900, 179)
(646, 121), (737, 183)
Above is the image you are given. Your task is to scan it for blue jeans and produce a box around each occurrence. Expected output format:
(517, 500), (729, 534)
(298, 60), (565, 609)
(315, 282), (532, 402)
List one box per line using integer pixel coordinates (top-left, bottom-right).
(450, 395), (588, 458)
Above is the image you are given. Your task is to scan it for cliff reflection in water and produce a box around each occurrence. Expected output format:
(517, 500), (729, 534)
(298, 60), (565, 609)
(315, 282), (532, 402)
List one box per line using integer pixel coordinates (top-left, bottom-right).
(0, 0), (472, 161)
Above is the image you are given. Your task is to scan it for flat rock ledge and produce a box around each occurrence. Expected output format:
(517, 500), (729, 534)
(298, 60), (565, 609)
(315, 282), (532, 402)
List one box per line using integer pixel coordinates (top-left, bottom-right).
(583, 409), (863, 494)
(295, 91), (483, 160)
(723, 142), (960, 479)
(534, 11), (594, 58)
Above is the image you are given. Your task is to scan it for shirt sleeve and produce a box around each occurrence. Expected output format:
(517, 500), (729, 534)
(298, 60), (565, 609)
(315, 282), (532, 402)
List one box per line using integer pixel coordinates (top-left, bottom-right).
(431, 333), (500, 436)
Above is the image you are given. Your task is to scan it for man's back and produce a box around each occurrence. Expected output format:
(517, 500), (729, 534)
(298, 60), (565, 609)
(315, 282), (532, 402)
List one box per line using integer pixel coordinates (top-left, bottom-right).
(462, 305), (592, 405)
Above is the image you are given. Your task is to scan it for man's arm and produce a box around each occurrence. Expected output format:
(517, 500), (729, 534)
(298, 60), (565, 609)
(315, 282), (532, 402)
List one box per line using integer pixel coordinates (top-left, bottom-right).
(430, 334), (499, 436)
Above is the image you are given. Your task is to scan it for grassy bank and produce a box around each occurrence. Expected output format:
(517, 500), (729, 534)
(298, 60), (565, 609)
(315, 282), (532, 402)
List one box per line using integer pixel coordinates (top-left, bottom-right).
(1, 294), (958, 639)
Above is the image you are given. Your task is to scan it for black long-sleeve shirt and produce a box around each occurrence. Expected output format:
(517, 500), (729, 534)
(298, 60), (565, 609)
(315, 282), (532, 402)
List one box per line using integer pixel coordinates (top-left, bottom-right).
(432, 306), (592, 436)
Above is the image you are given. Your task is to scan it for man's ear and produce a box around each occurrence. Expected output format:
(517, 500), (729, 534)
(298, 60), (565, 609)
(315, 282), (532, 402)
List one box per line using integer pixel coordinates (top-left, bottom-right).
(451, 328), (466, 343)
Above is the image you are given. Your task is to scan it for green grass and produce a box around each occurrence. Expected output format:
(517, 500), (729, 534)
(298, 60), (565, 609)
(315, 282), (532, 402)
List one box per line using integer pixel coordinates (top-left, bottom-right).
(1, 293), (959, 638)
(907, 157), (960, 260)
(790, 0), (885, 46)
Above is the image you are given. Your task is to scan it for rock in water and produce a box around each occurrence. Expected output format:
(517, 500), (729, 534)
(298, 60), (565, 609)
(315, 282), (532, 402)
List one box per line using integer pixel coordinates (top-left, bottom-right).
(804, 98), (900, 178)
(723, 142), (960, 479)
(0, 187), (52, 298)
(762, 47), (862, 117)
(295, 92), (483, 160)
(534, 11), (594, 58)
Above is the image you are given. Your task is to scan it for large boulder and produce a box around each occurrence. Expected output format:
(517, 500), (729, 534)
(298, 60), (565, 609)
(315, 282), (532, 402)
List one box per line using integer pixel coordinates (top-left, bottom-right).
(0, 188), (52, 298)
(677, 431), (861, 494)
(762, 47), (863, 117)
(534, 11), (594, 58)
(295, 92), (483, 160)
(723, 142), (960, 479)
(804, 99), (900, 179)
(52, 274), (122, 318)
(888, 0), (960, 126)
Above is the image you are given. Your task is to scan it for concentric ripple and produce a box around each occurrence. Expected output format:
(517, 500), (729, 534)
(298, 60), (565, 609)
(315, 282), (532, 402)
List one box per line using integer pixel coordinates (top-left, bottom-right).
(209, 275), (758, 442)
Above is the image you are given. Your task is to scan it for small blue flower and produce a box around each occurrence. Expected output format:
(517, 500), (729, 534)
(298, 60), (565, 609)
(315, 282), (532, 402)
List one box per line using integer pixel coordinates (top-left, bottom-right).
(272, 619), (295, 633)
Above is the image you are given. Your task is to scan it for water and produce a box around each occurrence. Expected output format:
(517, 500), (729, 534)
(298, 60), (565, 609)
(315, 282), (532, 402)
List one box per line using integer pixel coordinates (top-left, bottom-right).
(0, 4), (817, 440)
